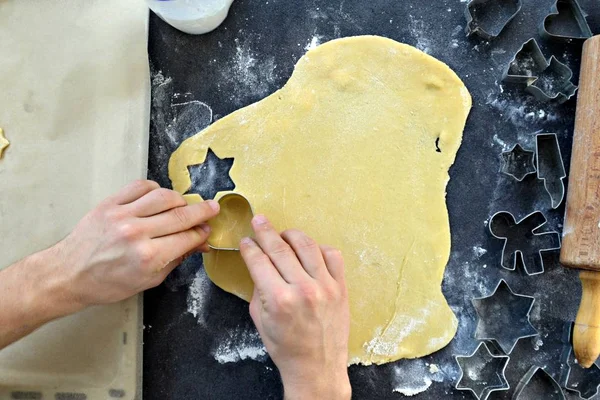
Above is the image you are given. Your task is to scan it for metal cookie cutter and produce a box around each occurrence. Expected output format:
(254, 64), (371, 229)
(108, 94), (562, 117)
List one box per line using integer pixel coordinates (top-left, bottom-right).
(562, 347), (600, 399)
(536, 133), (567, 209)
(513, 366), (566, 400)
(503, 38), (548, 85)
(207, 193), (255, 251)
(489, 211), (561, 275)
(541, 0), (593, 42)
(500, 143), (537, 181)
(455, 342), (510, 400)
(502, 38), (578, 103)
(528, 57), (578, 103)
(465, 0), (522, 40)
(472, 279), (538, 354)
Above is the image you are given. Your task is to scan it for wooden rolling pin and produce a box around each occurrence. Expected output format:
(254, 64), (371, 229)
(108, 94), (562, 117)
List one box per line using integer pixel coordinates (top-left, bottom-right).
(561, 35), (600, 369)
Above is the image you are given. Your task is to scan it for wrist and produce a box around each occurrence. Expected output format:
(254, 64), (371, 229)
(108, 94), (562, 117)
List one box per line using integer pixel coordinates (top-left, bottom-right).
(26, 244), (86, 322)
(282, 368), (351, 400)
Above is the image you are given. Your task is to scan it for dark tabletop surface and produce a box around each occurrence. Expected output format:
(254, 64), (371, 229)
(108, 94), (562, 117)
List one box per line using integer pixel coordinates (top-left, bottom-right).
(144, 0), (600, 398)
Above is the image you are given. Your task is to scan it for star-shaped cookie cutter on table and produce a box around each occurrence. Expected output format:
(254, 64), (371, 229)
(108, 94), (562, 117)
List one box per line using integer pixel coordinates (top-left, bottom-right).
(472, 279), (538, 354)
(455, 342), (510, 400)
(499, 143), (537, 181)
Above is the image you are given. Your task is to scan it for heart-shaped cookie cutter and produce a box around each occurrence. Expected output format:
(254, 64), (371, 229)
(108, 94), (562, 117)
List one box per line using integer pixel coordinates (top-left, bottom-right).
(540, 0), (593, 42)
(207, 192), (255, 251)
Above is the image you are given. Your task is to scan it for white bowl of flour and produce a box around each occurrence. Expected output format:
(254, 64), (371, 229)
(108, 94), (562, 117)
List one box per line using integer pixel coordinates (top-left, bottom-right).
(146, 0), (234, 35)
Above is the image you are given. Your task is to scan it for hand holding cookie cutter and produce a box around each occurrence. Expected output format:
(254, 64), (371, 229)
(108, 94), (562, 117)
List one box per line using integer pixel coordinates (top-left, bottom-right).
(207, 193), (255, 251)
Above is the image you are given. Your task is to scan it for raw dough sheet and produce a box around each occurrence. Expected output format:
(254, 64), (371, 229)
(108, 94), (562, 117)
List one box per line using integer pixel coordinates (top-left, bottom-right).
(169, 36), (471, 365)
(0, 1), (149, 398)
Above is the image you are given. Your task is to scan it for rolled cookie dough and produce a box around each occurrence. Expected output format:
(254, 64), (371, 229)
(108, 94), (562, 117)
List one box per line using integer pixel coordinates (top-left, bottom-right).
(0, 128), (9, 158)
(169, 36), (471, 364)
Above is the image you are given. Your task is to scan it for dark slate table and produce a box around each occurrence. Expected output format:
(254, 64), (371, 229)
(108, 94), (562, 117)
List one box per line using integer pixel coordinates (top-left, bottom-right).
(144, 0), (600, 398)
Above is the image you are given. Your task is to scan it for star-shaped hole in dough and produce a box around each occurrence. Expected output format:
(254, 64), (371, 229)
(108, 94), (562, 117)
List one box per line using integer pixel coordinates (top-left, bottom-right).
(472, 280), (538, 354)
(0, 128), (9, 159)
(186, 148), (235, 200)
(455, 342), (509, 400)
(500, 144), (536, 181)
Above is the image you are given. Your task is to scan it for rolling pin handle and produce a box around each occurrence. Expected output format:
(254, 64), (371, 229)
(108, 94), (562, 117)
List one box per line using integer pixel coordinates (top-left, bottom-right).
(574, 270), (600, 368)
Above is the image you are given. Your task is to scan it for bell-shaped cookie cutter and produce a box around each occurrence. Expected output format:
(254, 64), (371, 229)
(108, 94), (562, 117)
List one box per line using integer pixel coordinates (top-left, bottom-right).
(513, 366), (566, 399)
(207, 192), (255, 251)
(455, 342), (510, 400)
(465, 0), (523, 40)
(540, 0), (593, 42)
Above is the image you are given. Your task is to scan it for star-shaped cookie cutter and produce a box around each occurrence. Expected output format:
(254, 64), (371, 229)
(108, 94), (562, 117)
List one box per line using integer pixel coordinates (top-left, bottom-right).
(502, 38), (577, 103)
(472, 279), (538, 354)
(455, 342), (510, 400)
(489, 211), (561, 275)
(499, 143), (536, 181)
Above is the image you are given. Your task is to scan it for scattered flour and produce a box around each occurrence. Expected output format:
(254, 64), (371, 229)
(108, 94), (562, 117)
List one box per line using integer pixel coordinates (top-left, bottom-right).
(212, 328), (267, 364)
(364, 305), (432, 358)
(393, 378), (432, 396)
(486, 96), (559, 128)
(492, 133), (509, 150)
(473, 246), (488, 258)
(187, 268), (213, 326)
(451, 25), (463, 37)
(533, 337), (544, 351)
(408, 15), (432, 54)
(226, 37), (278, 104)
(392, 359), (444, 396)
(304, 34), (323, 51)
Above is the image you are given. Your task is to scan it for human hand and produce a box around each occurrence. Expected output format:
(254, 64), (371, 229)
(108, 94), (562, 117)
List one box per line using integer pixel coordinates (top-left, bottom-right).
(239, 215), (351, 400)
(53, 180), (219, 309)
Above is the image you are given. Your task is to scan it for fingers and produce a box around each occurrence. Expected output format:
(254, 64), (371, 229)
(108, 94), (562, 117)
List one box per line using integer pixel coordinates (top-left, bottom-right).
(153, 242), (210, 282)
(126, 188), (188, 217)
(240, 236), (287, 293)
(320, 245), (346, 283)
(281, 229), (328, 280)
(106, 180), (160, 205)
(152, 225), (212, 265)
(196, 242), (211, 253)
(145, 200), (220, 238)
(251, 215), (309, 283)
(249, 287), (264, 332)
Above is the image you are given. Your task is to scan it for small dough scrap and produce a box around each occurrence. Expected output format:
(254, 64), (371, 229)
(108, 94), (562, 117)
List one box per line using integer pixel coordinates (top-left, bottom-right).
(0, 128), (9, 158)
(170, 36), (471, 364)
